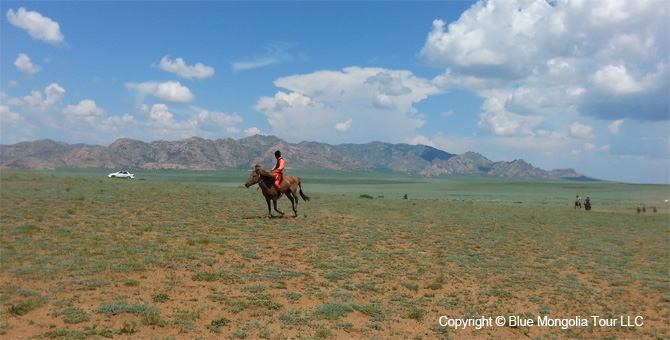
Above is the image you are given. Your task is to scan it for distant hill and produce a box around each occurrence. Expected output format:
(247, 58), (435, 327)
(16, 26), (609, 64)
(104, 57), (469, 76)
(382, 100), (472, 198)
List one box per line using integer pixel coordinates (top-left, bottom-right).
(419, 151), (586, 180)
(0, 135), (589, 180)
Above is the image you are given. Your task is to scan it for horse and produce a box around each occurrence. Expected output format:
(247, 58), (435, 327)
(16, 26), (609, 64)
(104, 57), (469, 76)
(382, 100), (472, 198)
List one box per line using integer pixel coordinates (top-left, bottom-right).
(244, 165), (310, 218)
(584, 201), (591, 211)
(574, 199), (582, 210)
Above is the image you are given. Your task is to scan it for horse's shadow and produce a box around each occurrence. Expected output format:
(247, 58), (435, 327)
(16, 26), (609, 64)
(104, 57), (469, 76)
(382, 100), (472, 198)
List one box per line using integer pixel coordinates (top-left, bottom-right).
(242, 214), (299, 219)
(266, 214), (301, 219)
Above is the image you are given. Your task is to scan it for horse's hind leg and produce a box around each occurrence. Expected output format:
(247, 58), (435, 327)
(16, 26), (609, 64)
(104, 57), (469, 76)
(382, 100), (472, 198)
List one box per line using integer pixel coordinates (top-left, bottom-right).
(287, 190), (298, 217)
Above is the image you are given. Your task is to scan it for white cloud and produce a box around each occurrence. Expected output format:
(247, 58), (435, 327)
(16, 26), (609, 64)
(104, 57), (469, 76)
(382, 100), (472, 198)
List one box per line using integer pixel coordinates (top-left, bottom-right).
(583, 142), (610, 152)
(478, 109), (542, 136)
(590, 64), (644, 94)
(256, 91), (311, 112)
(0, 105), (24, 124)
(148, 103), (178, 127)
(244, 127), (263, 136)
(584, 142), (597, 151)
(14, 53), (41, 74)
(334, 119), (352, 132)
(476, 90), (543, 136)
(232, 58), (279, 73)
(608, 119), (624, 134)
(134, 104), (244, 141)
(407, 134), (435, 147)
(22, 83), (66, 113)
(154, 56), (215, 79)
(62, 100), (105, 116)
(6, 7), (64, 44)
(191, 107), (243, 129)
(417, 0), (667, 183)
(255, 66), (440, 143)
(154, 82), (195, 103)
(125, 81), (195, 103)
(420, 0), (556, 77)
(569, 122), (595, 139)
(421, 0), (669, 122)
(232, 42), (297, 72)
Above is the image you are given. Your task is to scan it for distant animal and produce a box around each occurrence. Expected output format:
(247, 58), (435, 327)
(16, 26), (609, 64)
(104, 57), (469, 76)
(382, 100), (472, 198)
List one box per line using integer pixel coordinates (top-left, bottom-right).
(642, 205), (646, 213)
(574, 199), (581, 210)
(584, 201), (591, 211)
(245, 165), (310, 218)
(653, 206), (657, 213)
(637, 206), (641, 214)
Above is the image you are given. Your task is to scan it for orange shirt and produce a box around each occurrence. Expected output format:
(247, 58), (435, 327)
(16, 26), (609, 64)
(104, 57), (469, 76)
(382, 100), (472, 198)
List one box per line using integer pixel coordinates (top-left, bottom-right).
(273, 157), (285, 172)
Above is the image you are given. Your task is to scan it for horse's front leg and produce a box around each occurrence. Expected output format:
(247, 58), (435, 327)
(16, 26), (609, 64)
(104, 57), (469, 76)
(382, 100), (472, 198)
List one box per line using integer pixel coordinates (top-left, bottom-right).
(265, 197), (273, 218)
(273, 198), (285, 216)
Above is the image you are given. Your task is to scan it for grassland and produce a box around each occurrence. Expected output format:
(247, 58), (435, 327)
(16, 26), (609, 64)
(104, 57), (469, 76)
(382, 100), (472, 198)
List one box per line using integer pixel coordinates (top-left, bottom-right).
(1, 170), (668, 340)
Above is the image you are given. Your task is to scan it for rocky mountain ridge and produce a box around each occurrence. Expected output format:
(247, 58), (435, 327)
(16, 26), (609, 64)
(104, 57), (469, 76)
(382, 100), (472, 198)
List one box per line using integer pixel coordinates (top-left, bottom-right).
(0, 135), (587, 180)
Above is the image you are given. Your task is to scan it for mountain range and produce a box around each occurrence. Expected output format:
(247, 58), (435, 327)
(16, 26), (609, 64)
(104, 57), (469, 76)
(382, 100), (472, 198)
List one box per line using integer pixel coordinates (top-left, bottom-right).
(0, 135), (589, 180)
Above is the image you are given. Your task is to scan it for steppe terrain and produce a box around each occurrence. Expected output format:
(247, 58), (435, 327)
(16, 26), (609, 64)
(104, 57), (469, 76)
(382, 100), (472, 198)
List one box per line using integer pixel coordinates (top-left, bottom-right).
(1, 170), (668, 339)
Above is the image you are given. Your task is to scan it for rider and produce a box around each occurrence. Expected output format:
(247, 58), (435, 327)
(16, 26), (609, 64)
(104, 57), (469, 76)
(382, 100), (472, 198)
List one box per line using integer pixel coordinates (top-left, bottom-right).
(272, 150), (285, 199)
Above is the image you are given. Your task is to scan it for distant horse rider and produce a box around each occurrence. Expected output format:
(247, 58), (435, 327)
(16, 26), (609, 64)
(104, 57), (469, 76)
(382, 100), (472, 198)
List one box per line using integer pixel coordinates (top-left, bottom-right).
(272, 150), (285, 199)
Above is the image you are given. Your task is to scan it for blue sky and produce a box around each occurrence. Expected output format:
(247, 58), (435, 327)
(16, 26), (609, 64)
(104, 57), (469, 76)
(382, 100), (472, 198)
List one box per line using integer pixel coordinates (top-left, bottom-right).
(1, 0), (668, 184)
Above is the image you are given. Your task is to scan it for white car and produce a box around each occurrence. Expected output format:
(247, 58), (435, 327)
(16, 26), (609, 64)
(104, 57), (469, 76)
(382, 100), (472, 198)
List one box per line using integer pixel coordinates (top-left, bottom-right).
(107, 171), (134, 179)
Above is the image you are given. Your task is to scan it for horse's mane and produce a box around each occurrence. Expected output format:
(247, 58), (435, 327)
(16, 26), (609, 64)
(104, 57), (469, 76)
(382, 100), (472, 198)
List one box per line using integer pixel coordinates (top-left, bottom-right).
(254, 165), (274, 178)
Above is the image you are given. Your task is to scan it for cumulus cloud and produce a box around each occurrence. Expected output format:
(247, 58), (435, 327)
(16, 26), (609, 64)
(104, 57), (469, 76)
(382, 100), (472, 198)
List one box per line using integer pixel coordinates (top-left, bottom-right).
(14, 53), (41, 74)
(139, 104), (244, 140)
(154, 56), (215, 79)
(191, 107), (243, 130)
(255, 66), (440, 143)
(591, 64), (645, 95)
(244, 127), (263, 136)
(22, 83), (66, 113)
(6, 7), (64, 44)
(334, 119), (353, 132)
(569, 122), (595, 139)
(63, 100), (105, 116)
(148, 103), (178, 127)
(476, 90), (543, 136)
(0, 105), (24, 124)
(478, 110), (543, 136)
(421, 0), (669, 122)
(1, 85), (244, 145)
(608, 119), (624, 134)
(125, 81), (195, 103)
(408, 134), (436, 147)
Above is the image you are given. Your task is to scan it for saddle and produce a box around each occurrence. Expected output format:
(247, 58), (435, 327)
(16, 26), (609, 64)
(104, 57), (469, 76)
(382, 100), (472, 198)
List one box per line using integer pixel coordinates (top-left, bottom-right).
(255, 165), (285, 184)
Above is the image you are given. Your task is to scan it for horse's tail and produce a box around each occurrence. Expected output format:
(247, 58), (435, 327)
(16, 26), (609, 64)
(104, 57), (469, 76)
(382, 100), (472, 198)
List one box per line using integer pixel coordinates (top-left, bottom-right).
(298, 177), (310, 201)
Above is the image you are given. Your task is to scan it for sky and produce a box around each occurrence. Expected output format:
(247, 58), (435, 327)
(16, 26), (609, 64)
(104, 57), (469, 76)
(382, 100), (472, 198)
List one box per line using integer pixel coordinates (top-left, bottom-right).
(1, 0), (668, 184)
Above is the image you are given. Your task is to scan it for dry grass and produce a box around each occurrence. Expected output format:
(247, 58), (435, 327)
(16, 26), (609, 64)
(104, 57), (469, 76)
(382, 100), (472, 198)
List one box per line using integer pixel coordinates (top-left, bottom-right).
(1, 171), (668, 339)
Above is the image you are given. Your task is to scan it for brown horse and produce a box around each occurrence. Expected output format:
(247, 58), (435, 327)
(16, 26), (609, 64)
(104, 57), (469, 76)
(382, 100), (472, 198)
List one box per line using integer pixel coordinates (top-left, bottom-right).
(244, 165), (310, 218)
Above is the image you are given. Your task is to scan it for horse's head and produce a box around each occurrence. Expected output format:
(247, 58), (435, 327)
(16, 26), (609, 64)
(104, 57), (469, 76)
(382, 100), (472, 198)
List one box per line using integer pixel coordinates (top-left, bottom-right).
(244, 165), (262, 188)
